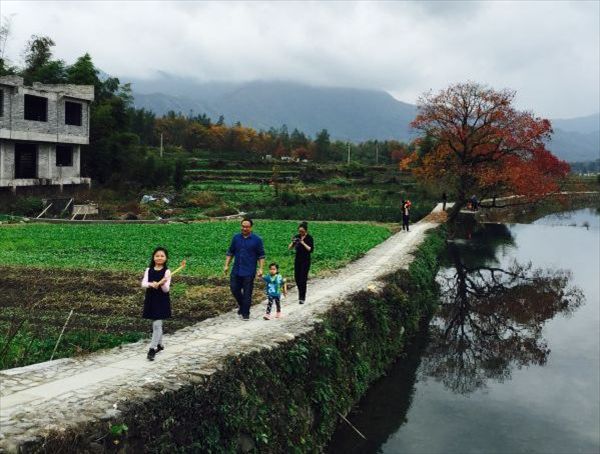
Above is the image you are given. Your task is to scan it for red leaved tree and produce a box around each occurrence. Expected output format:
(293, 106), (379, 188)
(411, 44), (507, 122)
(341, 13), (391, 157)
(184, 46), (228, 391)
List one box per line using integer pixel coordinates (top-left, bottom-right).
(409, 82), (569, 222)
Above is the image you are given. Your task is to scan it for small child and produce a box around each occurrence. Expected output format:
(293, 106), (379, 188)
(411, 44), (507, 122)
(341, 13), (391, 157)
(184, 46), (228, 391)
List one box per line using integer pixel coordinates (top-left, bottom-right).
(262, 262), (287, 320)
(141, 247), (172, 361)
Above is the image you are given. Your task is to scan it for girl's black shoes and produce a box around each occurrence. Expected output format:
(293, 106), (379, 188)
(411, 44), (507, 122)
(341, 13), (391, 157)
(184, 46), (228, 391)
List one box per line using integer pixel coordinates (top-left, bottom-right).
(156, 344), (164, 353)
(147, 348), (156, 361)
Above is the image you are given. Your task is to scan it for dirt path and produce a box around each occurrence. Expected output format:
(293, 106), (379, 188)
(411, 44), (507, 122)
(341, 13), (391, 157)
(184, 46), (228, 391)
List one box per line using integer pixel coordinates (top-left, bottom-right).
(0, 205), (446, 451)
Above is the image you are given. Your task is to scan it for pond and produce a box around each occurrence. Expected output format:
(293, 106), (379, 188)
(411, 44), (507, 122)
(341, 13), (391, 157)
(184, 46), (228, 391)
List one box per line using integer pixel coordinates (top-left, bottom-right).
(328, 208), (600, 454)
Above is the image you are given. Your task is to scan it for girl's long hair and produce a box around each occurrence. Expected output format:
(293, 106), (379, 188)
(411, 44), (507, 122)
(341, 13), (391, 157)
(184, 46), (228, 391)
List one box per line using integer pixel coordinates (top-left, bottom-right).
(149, 247), (169, 269)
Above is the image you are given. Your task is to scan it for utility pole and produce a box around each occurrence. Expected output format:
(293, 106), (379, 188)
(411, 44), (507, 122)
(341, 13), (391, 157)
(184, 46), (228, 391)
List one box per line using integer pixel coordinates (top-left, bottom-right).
(160, 133), (163, 158)
(347, 142), (351, 164)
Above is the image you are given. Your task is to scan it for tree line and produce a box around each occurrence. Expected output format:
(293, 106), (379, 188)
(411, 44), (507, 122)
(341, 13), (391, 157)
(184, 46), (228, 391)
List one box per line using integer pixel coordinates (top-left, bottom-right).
(1, 29), (571, 217)
(1, 34), (186, 189)
(0, 31), (414, 192)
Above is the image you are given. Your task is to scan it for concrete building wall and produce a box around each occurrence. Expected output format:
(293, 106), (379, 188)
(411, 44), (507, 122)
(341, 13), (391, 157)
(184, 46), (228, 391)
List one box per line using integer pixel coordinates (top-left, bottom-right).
(0, 85), (13, 132)
(0, 140), (14, 180)
(0, 139), (88, 188)
(0, 77), (93, 145)
(0, 88), (90, 144)
(0, 76), (93, 189)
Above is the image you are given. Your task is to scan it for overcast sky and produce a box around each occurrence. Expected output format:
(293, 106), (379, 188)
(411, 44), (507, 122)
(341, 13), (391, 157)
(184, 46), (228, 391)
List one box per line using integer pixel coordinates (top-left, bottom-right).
(2, 1), (599, 119)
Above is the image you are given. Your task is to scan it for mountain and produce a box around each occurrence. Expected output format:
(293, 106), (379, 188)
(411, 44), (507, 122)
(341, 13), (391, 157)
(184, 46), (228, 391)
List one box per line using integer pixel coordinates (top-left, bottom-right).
(128, 75), (598, 161)
(547, 113), (599, 162)
(131, 78), (416, 142)
(546, 128), (599, 162)
(552, 113), (599, 134)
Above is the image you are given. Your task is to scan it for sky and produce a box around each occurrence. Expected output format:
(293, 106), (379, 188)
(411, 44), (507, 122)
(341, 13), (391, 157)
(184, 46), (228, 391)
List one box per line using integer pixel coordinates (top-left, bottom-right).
(1, 0), (599, 119)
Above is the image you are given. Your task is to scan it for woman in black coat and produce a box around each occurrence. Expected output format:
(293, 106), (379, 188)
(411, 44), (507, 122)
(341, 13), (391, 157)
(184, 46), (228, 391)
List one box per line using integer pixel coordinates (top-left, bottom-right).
(288, 221), (314, 304)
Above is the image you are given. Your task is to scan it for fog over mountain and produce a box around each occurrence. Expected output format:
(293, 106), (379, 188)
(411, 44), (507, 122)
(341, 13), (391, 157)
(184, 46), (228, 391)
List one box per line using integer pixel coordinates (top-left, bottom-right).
(552, 113), (600, 135)
(132, 77), (416, 142)
(130, 75), (598, 162)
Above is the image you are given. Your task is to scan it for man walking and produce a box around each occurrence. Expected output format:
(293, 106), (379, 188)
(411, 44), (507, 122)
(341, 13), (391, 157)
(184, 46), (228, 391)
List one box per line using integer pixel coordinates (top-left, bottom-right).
(224, 218), (265, 321)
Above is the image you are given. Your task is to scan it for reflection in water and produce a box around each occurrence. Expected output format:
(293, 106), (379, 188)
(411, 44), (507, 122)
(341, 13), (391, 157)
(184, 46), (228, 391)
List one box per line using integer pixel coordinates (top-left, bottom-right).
(325, 322), (429, 454)
(327, 215), (593, 454)
(425, 224), (584, 394)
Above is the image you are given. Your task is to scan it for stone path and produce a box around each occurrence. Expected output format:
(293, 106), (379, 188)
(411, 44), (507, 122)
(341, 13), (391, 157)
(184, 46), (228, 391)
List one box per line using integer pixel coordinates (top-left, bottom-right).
(0, 206), (445, 451)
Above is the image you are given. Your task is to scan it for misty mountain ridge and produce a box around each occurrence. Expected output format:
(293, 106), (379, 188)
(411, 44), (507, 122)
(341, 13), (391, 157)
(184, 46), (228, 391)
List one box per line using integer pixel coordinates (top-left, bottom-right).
(552, 113), (599, 135)
(128, 75), (598, 162)
(132, 78), (416, 142)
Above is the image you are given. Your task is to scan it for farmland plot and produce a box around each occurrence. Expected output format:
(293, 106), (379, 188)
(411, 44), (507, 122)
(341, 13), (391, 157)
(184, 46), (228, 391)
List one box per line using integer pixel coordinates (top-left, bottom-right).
(0, 221), (391, 369)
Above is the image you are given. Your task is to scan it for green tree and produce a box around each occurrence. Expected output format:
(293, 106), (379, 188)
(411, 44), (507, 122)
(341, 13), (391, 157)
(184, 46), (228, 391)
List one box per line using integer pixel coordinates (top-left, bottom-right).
(290, 128), (309, 150)
(173, 159), (186, 191)
(22, 35), (66, 84)
(66, 53), (100, 86)
(130, 108), (156, 146)
(314, 129), (330, 162)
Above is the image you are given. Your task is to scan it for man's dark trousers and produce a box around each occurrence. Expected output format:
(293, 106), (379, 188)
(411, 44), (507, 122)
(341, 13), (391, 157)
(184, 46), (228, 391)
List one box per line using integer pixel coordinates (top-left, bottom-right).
(230, 274), (254, 317)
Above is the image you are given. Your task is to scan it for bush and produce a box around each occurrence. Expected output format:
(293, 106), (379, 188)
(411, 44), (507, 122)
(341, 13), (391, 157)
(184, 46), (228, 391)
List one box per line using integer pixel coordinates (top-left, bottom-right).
(204, 204), (238, 217)
(173, 159), (187, 191)
(343, 162), (367, 177)
(253, 201), (435, 223)
(184, 191), (222, 208)
(2, 196), (44, 216)
(278, 190), (302, 206)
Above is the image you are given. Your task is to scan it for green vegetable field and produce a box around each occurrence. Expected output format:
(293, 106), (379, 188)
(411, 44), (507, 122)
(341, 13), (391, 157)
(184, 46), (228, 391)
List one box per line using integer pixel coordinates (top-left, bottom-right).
(0, 220), (390, 277)
(0, 220), (391, 369)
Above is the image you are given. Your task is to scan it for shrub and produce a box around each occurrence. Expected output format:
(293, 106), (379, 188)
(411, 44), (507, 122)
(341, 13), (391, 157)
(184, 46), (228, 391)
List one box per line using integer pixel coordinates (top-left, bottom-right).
(185, 191), (222, 208)
(3, 196), (44, 216)
(204, 204), (238, 217)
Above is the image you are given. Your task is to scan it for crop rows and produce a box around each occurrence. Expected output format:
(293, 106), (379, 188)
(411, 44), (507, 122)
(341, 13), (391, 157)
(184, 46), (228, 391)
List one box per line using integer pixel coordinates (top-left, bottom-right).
(0, 221), (390, 368)
(0, 220), (390, 277)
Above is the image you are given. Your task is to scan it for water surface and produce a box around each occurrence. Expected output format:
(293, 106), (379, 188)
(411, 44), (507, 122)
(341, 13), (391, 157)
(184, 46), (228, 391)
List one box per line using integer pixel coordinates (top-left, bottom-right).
(328, 208), (600, 454)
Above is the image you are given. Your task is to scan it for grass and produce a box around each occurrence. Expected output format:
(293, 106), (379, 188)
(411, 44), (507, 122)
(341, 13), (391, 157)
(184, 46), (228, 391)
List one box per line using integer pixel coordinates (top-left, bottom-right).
(0, 163), (437, 368)
(0, 221), (391, 277)
(0, 220), (391, 369)
(252, 200), (434, 223)
(0, 266), (240, 369)
(185, 182), (275, 209)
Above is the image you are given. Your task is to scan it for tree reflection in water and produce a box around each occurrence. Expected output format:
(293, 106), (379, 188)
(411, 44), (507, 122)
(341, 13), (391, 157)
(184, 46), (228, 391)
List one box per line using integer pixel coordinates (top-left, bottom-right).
(423, 224), (584, 394)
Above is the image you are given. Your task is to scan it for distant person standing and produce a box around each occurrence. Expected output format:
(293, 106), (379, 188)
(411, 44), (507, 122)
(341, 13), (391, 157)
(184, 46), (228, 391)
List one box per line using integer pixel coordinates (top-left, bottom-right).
(442, 192), (447, 211)
(402, 200), (411, 231)
(224, 218), (265, 321)
(288, 221), (314, 304)
(470, 194), (479, 211)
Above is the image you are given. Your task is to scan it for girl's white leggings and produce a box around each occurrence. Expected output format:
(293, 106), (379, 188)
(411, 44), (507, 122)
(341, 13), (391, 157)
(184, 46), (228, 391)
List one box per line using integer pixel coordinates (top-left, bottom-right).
(150, 320), (163, 349)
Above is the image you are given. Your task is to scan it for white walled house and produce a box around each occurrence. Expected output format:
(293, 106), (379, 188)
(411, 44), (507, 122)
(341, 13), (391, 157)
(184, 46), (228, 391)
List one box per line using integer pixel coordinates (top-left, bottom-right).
(0, 75), (94, 191)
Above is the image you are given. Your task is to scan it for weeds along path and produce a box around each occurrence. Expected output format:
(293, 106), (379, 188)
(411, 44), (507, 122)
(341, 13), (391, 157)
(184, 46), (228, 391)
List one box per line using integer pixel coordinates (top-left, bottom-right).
(0, 205), (446, 450)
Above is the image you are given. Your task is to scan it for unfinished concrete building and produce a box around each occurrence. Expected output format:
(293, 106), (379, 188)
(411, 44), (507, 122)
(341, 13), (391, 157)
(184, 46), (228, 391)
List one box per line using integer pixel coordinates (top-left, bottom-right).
(0, 75), (94, 192)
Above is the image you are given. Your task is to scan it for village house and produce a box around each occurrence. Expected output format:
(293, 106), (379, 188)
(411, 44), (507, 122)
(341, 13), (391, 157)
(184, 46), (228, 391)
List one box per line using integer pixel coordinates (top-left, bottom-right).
(0, 75), (94, 192)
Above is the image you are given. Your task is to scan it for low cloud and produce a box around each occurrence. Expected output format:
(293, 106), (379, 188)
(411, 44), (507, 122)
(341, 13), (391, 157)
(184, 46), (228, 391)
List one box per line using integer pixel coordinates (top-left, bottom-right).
(2, 1), (598, 118)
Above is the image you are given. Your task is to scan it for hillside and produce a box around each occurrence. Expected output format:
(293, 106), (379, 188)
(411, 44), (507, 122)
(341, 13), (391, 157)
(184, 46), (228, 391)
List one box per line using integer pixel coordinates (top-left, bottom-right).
(131, 78), (416, 142)
(130, 76), (598, 161)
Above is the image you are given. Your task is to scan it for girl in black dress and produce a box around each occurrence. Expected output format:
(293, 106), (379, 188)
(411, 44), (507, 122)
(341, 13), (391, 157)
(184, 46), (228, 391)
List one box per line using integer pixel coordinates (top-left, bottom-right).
(288, 221), (314, 304)
(142, 247), (172, 361)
